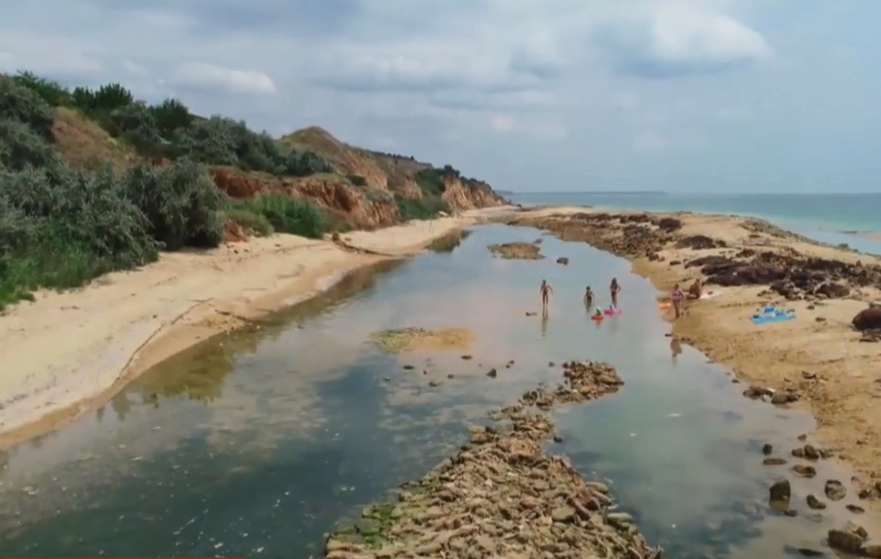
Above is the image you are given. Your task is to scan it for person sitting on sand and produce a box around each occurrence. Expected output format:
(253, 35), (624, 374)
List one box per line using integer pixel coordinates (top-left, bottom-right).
(687, 279), (702, 300)
(672, 283), (684, 319)
(583, 286), (594, 308)
(540, 279), (553, 314)
(610, 278), (621, 308)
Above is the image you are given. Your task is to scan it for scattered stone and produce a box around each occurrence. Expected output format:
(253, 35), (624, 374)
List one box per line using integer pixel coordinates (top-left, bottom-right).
(824, 479), (846, 501)
(403, 365), (414, 370)
(863, 544), (881, 558)
(461, 354), (473, 360)
(846, 504), (865, 514)
(428, 381), (439, 388)
(486, 368), (497, 378)
(762, 443), (773, 455)
(487, 242), (544, 260)
(828, 529), (863, 554)
(806, 495), (826, 510)
(791, 444), (829, 460)
(793, 464), (817, 478)
(763, 458), (787, 466)
(526, 311), (537, 317)
(769, 479), (791, 502)
(556, 256), (569, 265)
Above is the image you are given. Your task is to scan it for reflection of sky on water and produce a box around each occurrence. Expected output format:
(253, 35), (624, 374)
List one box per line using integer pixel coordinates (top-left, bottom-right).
(0, 225), (878, 559)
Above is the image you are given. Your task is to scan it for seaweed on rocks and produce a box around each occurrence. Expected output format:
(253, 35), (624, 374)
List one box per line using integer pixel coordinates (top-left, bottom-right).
(324, 361), (662, 559)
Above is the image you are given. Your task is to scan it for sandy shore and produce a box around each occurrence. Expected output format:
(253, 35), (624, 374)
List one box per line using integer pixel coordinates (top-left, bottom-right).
(509, 206), (881, 509)
(0, 206), (515, 449)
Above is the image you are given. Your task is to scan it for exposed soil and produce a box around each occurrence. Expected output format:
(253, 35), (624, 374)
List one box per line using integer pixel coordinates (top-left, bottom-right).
(325, 361), (660, 559)
(370, 327), (476, 353)
(487, 242), (544, 260)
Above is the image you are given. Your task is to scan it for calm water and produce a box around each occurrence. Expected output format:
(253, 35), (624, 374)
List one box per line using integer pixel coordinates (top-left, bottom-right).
(0, 226), (877, 558)
(511, 191), (881, 255)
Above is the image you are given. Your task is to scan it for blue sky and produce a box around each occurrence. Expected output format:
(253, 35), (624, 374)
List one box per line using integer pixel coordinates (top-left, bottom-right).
(1, 0), (879, 193)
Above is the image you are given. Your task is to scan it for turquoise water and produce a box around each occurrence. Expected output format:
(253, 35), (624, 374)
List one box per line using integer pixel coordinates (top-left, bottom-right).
(510, 192), (881, 255)
(0, 226), (875, 558)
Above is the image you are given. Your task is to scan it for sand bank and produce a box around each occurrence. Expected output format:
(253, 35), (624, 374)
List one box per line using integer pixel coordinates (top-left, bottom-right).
(0, 207), (516, 448)
(509, 207), (881, 511)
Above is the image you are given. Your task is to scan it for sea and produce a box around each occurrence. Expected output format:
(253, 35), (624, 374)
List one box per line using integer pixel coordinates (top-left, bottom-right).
(508, 192), (881, 255)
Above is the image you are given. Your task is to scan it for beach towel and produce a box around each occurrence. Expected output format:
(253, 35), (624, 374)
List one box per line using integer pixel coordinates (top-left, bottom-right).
(750, 310), (796, 325)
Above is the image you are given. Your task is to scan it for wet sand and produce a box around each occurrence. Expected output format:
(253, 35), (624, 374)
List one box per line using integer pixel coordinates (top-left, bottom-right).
(0, 207), (516, 449)
(510, 206), (881, 517)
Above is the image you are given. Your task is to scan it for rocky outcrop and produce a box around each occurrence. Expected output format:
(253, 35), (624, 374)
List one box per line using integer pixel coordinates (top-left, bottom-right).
(853, 307), (881, 331)
(324, 361), (660, 559)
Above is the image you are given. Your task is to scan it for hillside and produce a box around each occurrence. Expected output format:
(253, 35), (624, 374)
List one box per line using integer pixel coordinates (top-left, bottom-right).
(0, 71), (508, 309)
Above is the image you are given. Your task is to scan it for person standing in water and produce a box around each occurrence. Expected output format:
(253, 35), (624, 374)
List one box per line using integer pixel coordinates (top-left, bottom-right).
(671, 283), (684, 319)
(610, 278), (621, 308)
(540, 279), (553, 314)
(583, 286), (594, 309)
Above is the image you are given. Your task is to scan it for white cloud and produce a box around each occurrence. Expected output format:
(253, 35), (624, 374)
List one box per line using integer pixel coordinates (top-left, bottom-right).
(592, 2), (771, 78)
(168, 62), (277, 96)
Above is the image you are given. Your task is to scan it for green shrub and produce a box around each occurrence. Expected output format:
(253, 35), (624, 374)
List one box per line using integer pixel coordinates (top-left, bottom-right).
(414, 168), (446, 197)
(348, 174), (367, 186)
(394, 194), (450, 221)
(228, 194), (327, 238)
(122, 159), (225, 250)
(11, 71), (73, 107)
(0, 79), (55, 139)
(72, 83), (134, 114)
(0, 118), (58, 171)
(150, 98), (192, 137)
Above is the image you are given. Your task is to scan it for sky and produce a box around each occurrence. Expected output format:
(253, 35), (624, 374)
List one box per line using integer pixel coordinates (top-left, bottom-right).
(1, 0), (880, 194)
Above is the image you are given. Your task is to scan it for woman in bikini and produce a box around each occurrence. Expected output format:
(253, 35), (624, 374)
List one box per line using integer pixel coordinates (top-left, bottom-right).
(671, 283), (684, 319)
(610, 278), (621, 308)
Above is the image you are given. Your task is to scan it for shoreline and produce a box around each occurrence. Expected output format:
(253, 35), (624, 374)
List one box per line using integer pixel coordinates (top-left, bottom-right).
(842, 230), (881, 242)
(507, 206), (881, 514)
(0, 206), (516, 450)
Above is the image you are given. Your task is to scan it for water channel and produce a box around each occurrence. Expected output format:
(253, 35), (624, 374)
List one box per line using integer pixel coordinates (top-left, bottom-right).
(0, 224), (876, 558)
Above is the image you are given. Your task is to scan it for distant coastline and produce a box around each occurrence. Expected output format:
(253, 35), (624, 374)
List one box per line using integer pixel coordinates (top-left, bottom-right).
(841, 230), (881, 241)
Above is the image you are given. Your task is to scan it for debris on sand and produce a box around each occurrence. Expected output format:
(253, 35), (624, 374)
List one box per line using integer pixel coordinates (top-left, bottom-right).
(324, 361), (662, 559)
(487, 242), (544, 260)
(370, 327), (475, 353)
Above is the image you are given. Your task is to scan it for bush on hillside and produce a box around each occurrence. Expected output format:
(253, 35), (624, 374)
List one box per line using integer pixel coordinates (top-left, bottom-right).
(11, 71), (73, 107)
(0, 118), (58, 171)
(414, 168), (447, 197)
(347, 174), (367, 186)
(0, 78), (55, 139)
(150, 98), (192, 137)
(123, 160), (226, 250)
(228, 194), (328, 238)
(394, 194), (450, 221)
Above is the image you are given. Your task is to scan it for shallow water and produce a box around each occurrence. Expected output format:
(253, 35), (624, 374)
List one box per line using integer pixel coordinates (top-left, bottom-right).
(0, 225), (877, 558)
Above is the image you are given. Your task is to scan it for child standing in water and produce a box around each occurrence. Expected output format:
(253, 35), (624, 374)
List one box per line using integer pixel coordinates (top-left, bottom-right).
(583, 286), (594, 309)
(540, 279), (553, 314)
(610, 278), (621, 308)
(671, 283), (684, 319)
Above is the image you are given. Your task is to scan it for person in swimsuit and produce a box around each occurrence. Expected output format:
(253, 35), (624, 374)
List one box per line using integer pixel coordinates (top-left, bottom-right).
(671, 283), (684, 319)
(583, 286), (594, 309)
(610, 278), (621, 308)
(540, 279), (553, 314)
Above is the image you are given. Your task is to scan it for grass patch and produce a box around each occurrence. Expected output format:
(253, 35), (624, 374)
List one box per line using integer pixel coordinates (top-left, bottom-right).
(394, 194), (450, 221)
(224, 194), (328, 238)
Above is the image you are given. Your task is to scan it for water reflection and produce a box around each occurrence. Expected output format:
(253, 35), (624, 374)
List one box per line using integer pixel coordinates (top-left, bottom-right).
(0, 225), (877, 559)
(425, 229), (471, 253)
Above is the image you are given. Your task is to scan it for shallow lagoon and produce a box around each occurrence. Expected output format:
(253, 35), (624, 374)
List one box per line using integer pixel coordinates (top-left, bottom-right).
(0, 225), (876, 558)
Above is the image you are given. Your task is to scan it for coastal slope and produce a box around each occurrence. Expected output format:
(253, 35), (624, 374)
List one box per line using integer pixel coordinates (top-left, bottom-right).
(0, 72), (512, 445)
(511, 207), (881, 508)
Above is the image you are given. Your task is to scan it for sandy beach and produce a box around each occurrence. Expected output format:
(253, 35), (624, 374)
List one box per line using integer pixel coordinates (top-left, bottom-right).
(0, 207), (515, 449)
(510, 206), (881, 508)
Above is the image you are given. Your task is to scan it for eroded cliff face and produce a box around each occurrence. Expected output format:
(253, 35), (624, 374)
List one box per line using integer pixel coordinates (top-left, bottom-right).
(211, 167), (398, 230)
(440, 176), (508, 211)
(281, 127), (390, 191)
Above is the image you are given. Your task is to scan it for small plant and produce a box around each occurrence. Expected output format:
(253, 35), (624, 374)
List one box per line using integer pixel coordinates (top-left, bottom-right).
(225, 194), (328, 238)
(394, 194), (450, 221)
(347, 174), (367, 186)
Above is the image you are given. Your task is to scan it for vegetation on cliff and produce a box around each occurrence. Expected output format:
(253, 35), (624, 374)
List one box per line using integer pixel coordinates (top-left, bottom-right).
(0, 71), (503, 309)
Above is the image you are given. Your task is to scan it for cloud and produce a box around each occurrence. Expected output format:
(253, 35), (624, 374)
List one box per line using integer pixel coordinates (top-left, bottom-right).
(592, 2), (771, 78)
(168, 62), (277, 96)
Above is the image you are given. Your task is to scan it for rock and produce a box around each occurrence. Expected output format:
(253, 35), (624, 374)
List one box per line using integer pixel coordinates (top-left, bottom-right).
(487, 368), (497, 378)
(769, 480), (791, 502)
(762, 443), (773, 455)
(793, 464), (817, 478)
(461, 354), (473, 360)
(551, 506), (576, 523)
(556, 256), (569, 265)
(791, 444), (827, 460)
(862, 545), (881, 558)
(828, 529), (863, 553)
(806, 495), (826, 510)
(846, 504), (865, 514)
(824, 479), (846, 501)
(853, 308), (881, 331)
(743, 385), (773, 399)
(763, 457), (787, 466)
